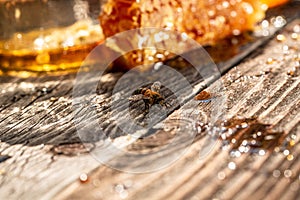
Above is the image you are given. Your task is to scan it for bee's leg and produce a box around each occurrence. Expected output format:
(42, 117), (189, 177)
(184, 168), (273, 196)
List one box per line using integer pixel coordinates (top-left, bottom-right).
(144, 102), (150, 113)
(142, 98), (151, 112)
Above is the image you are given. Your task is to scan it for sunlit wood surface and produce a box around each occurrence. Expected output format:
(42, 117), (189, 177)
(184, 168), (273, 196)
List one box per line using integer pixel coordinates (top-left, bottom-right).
(0, 3), (299, 200)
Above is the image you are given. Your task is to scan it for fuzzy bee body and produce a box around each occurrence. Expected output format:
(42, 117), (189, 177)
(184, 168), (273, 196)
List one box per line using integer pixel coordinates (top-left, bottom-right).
(129, 82), (169, 111)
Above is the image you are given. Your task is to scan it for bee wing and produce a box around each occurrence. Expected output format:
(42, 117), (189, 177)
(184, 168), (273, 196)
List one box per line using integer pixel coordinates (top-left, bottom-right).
(151, 81), (161, 93)
(128, 94), (144, 101)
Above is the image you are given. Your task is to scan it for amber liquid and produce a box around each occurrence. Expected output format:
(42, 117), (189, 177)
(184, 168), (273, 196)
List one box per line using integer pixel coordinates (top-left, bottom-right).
(0, 43), (101, 73)
(0, 20), (103, 74)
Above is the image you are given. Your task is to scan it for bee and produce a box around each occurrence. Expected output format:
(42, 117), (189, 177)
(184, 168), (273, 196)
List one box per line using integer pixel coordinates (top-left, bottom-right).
(128, 81), (169, 112)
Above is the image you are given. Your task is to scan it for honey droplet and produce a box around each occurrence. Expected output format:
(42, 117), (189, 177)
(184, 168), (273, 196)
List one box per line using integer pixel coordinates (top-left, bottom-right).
(293, 24), (300, 33)
(276, 34), (286, 42)
(289, 140), (296, 147)
(283, 149), (290, 156)
(273, 170), (281, 178)
(287, 154), (294, 161)
(79, 173), (89, 183)
(217, 171), (226, 180)
(266, 57), (275, 64)
(291, 33), (298, 40)
(228, 162), (236, 170)
(284, 169), (292, 178)
(195, 90), (211, 101)
(215, 117), (283, 155)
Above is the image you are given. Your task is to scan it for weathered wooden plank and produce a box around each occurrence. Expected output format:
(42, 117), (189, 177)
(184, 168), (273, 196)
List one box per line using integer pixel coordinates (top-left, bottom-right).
(0, 3), (299, 200)
(0, 142), (100, 199)
(1, 1), (299, 145)
(53, 18), (300, 200)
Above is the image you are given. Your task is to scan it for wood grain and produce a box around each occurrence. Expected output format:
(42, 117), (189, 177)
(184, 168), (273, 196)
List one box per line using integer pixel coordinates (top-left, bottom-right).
(53, 19), (300, 200)
(0, 3), (299, 200)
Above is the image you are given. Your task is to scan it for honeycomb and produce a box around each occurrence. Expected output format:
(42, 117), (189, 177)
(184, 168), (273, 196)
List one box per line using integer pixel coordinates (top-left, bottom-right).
(98, 0), (289, 69)
(99, 0), (266, 45)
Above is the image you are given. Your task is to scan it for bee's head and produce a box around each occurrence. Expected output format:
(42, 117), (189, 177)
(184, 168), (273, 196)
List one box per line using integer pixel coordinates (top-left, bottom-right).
(132, 88), (147, 95)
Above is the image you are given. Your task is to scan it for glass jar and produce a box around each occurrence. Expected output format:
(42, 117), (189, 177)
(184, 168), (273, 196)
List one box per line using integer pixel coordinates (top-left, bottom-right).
(0, 0), (104, 73)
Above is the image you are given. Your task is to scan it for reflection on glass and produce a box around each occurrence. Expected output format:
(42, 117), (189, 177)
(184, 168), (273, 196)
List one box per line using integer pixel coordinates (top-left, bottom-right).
(0, 0), (104, 73)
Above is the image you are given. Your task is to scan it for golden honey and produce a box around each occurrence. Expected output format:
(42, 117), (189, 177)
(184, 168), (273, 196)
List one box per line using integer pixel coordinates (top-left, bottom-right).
(0, 20), (103, 73)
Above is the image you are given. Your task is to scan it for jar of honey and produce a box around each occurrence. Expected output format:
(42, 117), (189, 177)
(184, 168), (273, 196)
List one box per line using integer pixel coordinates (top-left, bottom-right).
(0, 0), (104, 74)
